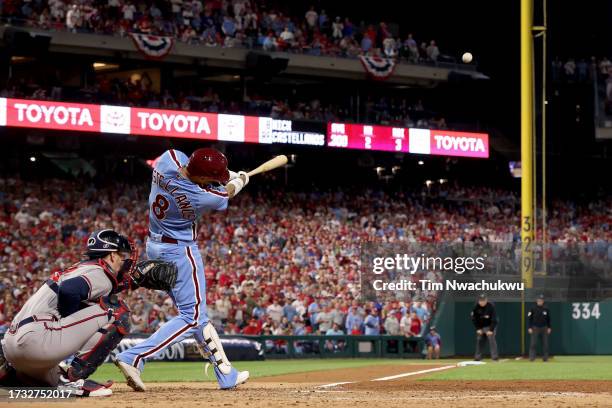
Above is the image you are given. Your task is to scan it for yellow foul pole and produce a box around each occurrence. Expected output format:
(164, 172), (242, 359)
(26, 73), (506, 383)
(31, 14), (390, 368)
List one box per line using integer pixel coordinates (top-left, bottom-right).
(521, 0), (534, 288)
(521, 0), (535, 355)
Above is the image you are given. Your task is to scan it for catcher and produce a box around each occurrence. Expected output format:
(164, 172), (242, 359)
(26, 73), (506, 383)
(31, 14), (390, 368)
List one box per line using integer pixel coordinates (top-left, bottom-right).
(0, 229), (177, 397)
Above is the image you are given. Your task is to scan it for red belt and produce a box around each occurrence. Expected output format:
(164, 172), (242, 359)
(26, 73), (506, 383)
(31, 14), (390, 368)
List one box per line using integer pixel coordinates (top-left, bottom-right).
(151, 233), (178, 244)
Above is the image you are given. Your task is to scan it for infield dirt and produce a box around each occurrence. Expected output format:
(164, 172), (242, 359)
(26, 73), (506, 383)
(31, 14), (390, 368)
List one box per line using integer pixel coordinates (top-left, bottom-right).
(2, 364), (611, 408)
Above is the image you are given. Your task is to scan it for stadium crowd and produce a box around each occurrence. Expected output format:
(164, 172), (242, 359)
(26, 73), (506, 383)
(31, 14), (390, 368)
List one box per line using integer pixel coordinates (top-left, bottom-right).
(2, 0), (447, 63)
(0, 176), (610, 338)
(551, 55), (612, 132)
(0, 75), (447, 128)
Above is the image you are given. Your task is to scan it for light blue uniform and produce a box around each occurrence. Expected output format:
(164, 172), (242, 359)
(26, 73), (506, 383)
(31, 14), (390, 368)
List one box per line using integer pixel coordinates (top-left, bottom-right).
(117, 149), (228, 373)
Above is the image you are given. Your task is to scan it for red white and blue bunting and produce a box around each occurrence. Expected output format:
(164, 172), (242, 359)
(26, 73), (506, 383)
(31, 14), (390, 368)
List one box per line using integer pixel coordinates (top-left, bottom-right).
(129, 33), (175, 60)
(359, 55), (397, 80)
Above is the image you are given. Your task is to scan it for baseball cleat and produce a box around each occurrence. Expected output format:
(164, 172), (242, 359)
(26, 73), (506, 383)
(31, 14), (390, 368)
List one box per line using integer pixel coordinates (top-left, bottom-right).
(0, 360), (17, 386)
(215, 367), (250, 390)
(211, 367), (250, 390)
(203, 363), (249, 388)
(235, 370), (249, 387)
(113, 359), (146, 392)
(59, 377), (113, 397)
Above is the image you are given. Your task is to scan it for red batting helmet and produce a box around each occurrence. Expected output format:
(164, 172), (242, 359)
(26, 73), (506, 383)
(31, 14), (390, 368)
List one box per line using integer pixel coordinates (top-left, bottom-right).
(186, 148), (230, 184)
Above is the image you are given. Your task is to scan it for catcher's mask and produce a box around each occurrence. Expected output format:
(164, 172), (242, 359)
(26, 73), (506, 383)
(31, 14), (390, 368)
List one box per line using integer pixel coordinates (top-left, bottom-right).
(86, 229), (138, 277)
(117, 237), (138, 281)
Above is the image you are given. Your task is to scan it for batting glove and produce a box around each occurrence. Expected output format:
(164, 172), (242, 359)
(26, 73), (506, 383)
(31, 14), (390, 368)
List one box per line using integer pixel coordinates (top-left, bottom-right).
(238, 171), (249, 185)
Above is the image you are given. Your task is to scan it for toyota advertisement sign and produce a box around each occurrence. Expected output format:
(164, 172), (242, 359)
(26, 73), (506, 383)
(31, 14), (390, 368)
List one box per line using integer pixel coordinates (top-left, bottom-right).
(0, 98), (488, 158)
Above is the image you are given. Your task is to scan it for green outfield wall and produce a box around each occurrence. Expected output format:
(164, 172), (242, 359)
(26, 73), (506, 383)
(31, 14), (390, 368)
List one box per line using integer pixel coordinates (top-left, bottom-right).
(434, 300), (612, 356)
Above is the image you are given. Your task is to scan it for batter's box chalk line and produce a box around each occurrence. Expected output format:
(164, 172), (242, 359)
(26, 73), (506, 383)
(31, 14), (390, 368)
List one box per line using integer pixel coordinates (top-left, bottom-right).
(317, 365), (457, 388)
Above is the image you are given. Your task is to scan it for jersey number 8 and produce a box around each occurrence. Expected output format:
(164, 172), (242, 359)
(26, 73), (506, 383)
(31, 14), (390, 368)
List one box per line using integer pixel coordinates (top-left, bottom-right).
(152, 194), (170, 220)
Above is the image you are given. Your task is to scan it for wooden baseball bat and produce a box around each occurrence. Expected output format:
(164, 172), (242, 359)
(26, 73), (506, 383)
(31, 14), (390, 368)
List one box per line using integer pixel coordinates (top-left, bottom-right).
(247, 155), (288, 177)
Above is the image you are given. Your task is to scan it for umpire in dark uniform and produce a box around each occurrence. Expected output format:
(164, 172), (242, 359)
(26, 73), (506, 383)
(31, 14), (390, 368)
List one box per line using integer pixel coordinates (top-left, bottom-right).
(528, 294), (551, 361)
(471, 293), (499, 361)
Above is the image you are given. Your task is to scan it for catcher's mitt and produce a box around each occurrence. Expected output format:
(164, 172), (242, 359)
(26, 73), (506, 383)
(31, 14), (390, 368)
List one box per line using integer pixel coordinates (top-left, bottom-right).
(131, 260), (178, 292)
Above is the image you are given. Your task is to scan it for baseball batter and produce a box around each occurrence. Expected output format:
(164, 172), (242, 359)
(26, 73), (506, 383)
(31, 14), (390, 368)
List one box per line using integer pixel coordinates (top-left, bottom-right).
(0, 230), (137, 396)
(114, 148), (250, 391)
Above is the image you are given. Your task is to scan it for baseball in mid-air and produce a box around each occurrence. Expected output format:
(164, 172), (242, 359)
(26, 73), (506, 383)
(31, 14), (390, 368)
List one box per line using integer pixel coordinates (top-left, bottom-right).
(462, 52), (473, 63)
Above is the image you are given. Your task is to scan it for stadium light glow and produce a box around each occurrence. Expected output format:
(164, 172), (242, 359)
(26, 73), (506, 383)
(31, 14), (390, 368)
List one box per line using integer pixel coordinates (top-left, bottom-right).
(93, 62), (120, 71)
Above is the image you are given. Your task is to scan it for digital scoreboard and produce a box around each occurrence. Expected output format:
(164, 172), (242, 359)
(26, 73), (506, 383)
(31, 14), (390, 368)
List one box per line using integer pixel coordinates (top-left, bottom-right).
(327, 122), (489, 158)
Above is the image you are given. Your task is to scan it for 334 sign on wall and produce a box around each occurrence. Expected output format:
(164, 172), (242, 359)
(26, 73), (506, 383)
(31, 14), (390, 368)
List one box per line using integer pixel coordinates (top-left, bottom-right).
(571, 302), (601, 320)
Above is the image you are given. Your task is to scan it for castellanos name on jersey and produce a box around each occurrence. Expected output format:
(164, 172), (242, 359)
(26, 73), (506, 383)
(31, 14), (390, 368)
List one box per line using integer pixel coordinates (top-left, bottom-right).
(149, 149), (228, 242)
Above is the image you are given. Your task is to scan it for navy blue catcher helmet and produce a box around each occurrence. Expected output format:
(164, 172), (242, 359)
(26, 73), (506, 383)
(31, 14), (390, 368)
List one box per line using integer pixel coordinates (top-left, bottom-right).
(86, 229), (132, 259)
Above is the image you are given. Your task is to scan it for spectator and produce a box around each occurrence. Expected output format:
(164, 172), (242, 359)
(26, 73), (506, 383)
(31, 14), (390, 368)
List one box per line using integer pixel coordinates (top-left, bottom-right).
(383, 37), (397, 58)
(350, 323), (362, 335)
(219, 293), (234, 319)
(345, 303), (364, 333)
(326, 322), (344, 335)
(279, 26), (295, 48)
(411, 301), (430, 322)
(222, 16), (237, 37)
(242, 318), (262, 335)
(263, 32), (277, 51)
(315, 305), (333, 334)
(364, 309), (380, 335)
(307, 299), (320, 327)
(266, 299), (283, 323)
(332, 17), (343, 40)
(361, 34), (373, 54)
(426, 40), (440, 62)
(564, 58), (576, 80)
(342, 17), (354, 38)
(130, 301), (149, 333)
(65, 4), (80, 32)
(425, 326), (441, 359)
(150, 310), (169, 331)
(401, 311), (422, 337)
(383, 310), (400, 335)
(402, 311), (422, 352)
(274, 316), (292, 335)
(291, 315), (306, 335)
(330, 302), (345, 328)
(283, 298), (298, 322)
(122, 1), (136, 22)
(305, 6), (318, 29)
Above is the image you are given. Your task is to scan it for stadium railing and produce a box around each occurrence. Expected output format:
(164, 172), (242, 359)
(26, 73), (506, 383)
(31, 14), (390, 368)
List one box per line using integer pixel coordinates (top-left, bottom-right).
(222, 335), (426, 359)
